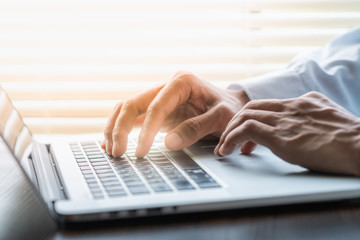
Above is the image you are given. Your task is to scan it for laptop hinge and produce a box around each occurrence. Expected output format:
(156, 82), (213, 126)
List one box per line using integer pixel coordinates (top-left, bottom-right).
(31, 141), (67, 208)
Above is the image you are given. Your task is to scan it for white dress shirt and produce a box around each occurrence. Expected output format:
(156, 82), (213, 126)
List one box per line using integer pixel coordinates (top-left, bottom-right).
(231, 27), (360, 117)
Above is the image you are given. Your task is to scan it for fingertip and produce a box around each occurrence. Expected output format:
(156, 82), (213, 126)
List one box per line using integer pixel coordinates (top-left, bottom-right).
(165, 132), (183, 150)
(135, 145), (146, 158)
(240, 141), (257, 155)
(106, 140), (112, 155)
(214, 143), (221, 156)
(219, 143), (236, 156)
(112, 139), (126, 158)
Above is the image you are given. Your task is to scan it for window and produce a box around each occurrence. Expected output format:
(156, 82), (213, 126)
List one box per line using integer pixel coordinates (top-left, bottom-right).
(1, 0), (360, 134)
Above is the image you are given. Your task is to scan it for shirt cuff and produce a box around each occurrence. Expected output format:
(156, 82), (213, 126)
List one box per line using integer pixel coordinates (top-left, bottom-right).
(228, 69), (308, 100)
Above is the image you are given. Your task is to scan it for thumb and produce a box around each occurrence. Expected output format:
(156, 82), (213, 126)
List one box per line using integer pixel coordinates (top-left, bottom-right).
(164, 109), (221, 150)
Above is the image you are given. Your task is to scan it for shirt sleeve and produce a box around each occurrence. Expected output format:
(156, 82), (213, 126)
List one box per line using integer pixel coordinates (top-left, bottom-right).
(230, 27), (360, 117)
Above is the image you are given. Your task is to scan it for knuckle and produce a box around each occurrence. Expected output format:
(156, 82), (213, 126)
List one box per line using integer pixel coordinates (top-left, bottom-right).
(295, 98), (313, 109)
(112, 127), (127, 140)
(104, 127), (113, 138)
(240, 109), (253, 119)
(241, 119), (256, 133)
(173, 70), (193, 79)
(147, 103), (163, 116)
(320, 106), (337, 115)
(215, 103), (233, 118)
(305, 91), (323, 98)
(244, 99), (260, 110)
(183, 118), (202, 136)
(123, 98), (137, 112)
(112, 128), (120, 139)
(171, 71), (195, 85)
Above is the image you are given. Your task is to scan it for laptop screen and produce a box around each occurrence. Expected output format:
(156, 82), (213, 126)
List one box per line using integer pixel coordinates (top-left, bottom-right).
(0, 86), (33, 161)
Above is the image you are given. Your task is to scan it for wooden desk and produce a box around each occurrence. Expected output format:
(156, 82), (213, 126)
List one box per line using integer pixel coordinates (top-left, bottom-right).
(53, 199), (360, 240)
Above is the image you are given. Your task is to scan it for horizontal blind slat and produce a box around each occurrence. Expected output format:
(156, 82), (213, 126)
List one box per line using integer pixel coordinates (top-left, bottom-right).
(13, 100), (115, 118)
(1, 0), (360, 12)
(1, 80), (232, 101)
(24, 117), (107, 134)
(0, 47), (317, 65)
(0, 29), (346, 47)
(0, 13), (358, 29)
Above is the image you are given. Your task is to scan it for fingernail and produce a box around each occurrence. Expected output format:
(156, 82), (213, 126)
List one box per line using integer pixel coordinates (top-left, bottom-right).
(106, 141), (112, 154)
(219, 145), (231, 156)
(135, 146), (143, 158)
(165, 133), (183, 150)
(214, 144), (220, 155)
(112, 142), (120, 157)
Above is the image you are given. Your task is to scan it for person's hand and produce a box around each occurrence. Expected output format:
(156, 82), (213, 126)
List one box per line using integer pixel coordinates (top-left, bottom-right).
(215, 91), (360, 176)
(103, 71), (250, 158)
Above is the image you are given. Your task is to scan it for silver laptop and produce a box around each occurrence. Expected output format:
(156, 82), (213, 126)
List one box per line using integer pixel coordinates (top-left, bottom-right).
(1, 85), (360, 224)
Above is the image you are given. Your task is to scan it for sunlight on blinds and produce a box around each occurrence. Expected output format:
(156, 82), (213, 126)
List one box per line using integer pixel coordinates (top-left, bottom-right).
(0, 0), (360, 133)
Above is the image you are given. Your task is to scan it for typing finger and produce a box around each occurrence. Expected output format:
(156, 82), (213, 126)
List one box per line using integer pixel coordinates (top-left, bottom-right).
(111, 85), (164, 157)
(103, 102), (123, 153)
(135, 77), (194, 157)
(216, 120), (274, 157)
(164, 105), (227, 150)
(216, 109), (279, 154)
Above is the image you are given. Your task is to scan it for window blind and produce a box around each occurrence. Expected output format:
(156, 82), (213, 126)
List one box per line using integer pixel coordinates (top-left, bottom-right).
(1, 0), (360, 134)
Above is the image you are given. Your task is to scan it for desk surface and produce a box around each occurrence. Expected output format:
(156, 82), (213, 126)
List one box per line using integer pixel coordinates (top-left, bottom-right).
(53, 199), (360, 240)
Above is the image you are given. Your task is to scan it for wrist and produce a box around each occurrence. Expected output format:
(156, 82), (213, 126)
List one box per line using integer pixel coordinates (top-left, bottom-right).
(228, 89), (251, 106)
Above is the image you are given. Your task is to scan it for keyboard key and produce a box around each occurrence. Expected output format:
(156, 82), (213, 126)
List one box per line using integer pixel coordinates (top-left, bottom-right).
(88, 155), (106, 159)
(92, 162), (110, 166)
(84, 174), (96, 179)
(73, 153), (84, 157)
(185, 169), (220, 189)
(86, 178), (97, 184)
(171, 178), (195, 190)
(89, 159), (107, 163)
(95, 169), (113, 174)
(93, 194), (105, 199)
(127, 184), (150, 195)
(80, 166), (91, 171)
(82, 170), (93, 175)
(197, 181), (221, 189)
(91, 189), (103, 195)
(78, 162), (89, 167)
(166, 151), (199, 170)
(98, 173), (116, 179)
(123, 178), (143, 185)
(76, 158), (87, 163)
(94, 166), (113, 174)
(102, 183), (120, 189)
(108, 191), (127, 198)
(99, 177), (119, 183)
(104, 185), (124, 191)
(149, 182), (172, 192)
(88, 183), (100, 189)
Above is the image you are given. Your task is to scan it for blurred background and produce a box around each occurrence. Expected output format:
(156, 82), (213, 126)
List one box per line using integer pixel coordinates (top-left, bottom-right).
(0, 0), (359, 134)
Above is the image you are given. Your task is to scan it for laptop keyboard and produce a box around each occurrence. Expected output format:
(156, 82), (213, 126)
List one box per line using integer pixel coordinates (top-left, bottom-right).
(69, 136), (221, 199)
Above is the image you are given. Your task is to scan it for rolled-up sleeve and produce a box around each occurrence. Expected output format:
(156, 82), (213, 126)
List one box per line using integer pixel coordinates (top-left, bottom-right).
(230, 27), (360, 116)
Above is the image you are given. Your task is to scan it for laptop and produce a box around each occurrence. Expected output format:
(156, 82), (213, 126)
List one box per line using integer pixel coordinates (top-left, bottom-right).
(1, 85), (360, 224)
